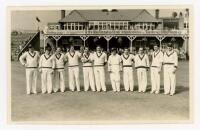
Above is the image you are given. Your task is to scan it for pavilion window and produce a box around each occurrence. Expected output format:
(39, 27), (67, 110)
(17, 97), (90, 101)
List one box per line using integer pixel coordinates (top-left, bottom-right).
(115, 22), (119, 30)
(95, 25), (98, 30)
(49, 25), (54, 30)
(99, 22), (103, 30)
(75, 26), (78, 30)
(124, 22), (128, 30)
(120, 22), (123, 30)
(63, 25), (66, 30)
(56, 25), (59, 30)
(102, 22), (106, 30)
(89, 22), (94, 30)
(110, 22), (114, 30)
(68, 25), (71, 30)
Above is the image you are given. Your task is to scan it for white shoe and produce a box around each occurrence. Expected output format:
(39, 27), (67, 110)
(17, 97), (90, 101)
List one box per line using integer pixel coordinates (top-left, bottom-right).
(150, 91), (154, 94)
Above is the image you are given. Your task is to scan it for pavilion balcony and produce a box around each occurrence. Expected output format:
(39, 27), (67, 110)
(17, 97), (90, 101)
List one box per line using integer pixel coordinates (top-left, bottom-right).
(43, 29), (189, 36)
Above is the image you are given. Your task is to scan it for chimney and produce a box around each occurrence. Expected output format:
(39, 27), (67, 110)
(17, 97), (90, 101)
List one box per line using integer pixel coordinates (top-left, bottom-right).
(155, 9), (159, 19)
(61, 10), (65, 19)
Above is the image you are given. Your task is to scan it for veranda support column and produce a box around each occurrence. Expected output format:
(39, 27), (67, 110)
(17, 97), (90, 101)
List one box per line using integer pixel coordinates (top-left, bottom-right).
(52, 36), (61, 48)
(104, 35), (113, 52)
(80, 35), (89, 47)
(156, 36), (165, 49)
(127, 35), (136, 52)
(182, 35), (189, 54)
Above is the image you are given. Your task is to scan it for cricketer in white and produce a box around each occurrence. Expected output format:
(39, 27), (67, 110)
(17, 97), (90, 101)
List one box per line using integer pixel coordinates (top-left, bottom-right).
(91, 46), (107, 92)
(53, 46), (67, 93)
(39, 46), (55, 94)
(81, 47), (96, 91)
(163, 43), (178, 96)
(19, 45), (40, 94)
(150, 43), (164, 94)
(121, 48), (135, 92)
(65, 46), (82, 92)
(134, 47), (150, 93)
(108, 48), (123, 92)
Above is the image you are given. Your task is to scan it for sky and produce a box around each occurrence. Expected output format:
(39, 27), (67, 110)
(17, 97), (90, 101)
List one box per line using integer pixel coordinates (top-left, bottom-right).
(11, 9), (186, 31)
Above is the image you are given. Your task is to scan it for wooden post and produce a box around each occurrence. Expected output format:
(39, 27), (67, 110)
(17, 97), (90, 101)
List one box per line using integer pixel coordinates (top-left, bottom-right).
(56, 40), (58, 48)
(127, 35), (136, 53)
(80, 36), (89, 47)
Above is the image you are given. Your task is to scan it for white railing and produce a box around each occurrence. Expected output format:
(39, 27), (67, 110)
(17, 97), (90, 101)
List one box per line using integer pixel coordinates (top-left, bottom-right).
(44, 29), (188, 35)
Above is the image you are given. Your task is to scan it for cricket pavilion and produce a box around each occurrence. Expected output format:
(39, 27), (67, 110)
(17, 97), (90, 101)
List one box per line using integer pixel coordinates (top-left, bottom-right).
(43, 9), (189, 53)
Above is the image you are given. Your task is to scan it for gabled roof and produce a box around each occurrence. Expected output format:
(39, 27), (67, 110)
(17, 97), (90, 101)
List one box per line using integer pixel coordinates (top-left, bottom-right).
(59, 10), (88, 22)
(75, 10), (130, 21)
(59, 9), (161, 22)
(131, 10), (161, 22)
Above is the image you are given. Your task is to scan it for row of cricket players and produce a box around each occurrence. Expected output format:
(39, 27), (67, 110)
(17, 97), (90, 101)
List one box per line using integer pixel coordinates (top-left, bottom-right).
(19, 42), (178, 96)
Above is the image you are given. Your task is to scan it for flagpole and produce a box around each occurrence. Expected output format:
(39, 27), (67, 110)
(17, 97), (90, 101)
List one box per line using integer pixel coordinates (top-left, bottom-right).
(36, 17), (41, 31)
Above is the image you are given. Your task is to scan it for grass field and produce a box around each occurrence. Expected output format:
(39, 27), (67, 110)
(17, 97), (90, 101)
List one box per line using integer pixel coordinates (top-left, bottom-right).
(11, 61), (190, 122)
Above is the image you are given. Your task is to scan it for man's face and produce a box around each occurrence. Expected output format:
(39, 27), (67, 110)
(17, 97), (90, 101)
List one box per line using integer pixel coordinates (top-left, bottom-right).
(139, 48), (144, 54)
(124, 49), (129, 55)
(70, 46), (74, 52)
(168, 46), (172, 51)
(29, 48), (34, 52)
(96, 47), (101, 52)
(45, 49), (50, 54)
(112, 50), (117, 55)
(154, 46), (158, 51)
(84, 47), (89, 53)
(56, 47), (61, 53)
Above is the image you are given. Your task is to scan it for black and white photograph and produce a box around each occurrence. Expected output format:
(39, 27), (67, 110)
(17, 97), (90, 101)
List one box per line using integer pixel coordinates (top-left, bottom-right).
(8, 6), (191, 123)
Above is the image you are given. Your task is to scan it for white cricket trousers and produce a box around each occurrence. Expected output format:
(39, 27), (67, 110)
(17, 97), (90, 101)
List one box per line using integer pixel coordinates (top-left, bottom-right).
(25, 68), (38, 94)
(68, 66), (80, 91)
(54, 69), (65, 92)
(94, 66), (106, 91)
(83, 67), (96, 91)
(110, 70), (120, 92)
(137, 68), (147, 92)
(123, 67), (134, 91)
(151, 67), (160, 93)
(164, 65), (176, 95)
(41, 68), (53, 94)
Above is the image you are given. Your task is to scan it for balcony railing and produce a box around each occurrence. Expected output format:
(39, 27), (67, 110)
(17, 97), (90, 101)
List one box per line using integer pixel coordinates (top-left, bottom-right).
(44, 29), (189, 35)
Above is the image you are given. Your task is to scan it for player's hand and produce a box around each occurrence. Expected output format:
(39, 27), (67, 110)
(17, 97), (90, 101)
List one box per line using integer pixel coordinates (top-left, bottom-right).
(50, 70), (54, 74)
(173, 68), (177, 74)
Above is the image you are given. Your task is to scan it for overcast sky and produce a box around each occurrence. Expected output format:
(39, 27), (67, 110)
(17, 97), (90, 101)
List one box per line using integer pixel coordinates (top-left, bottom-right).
(11, 9), (186, 31)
